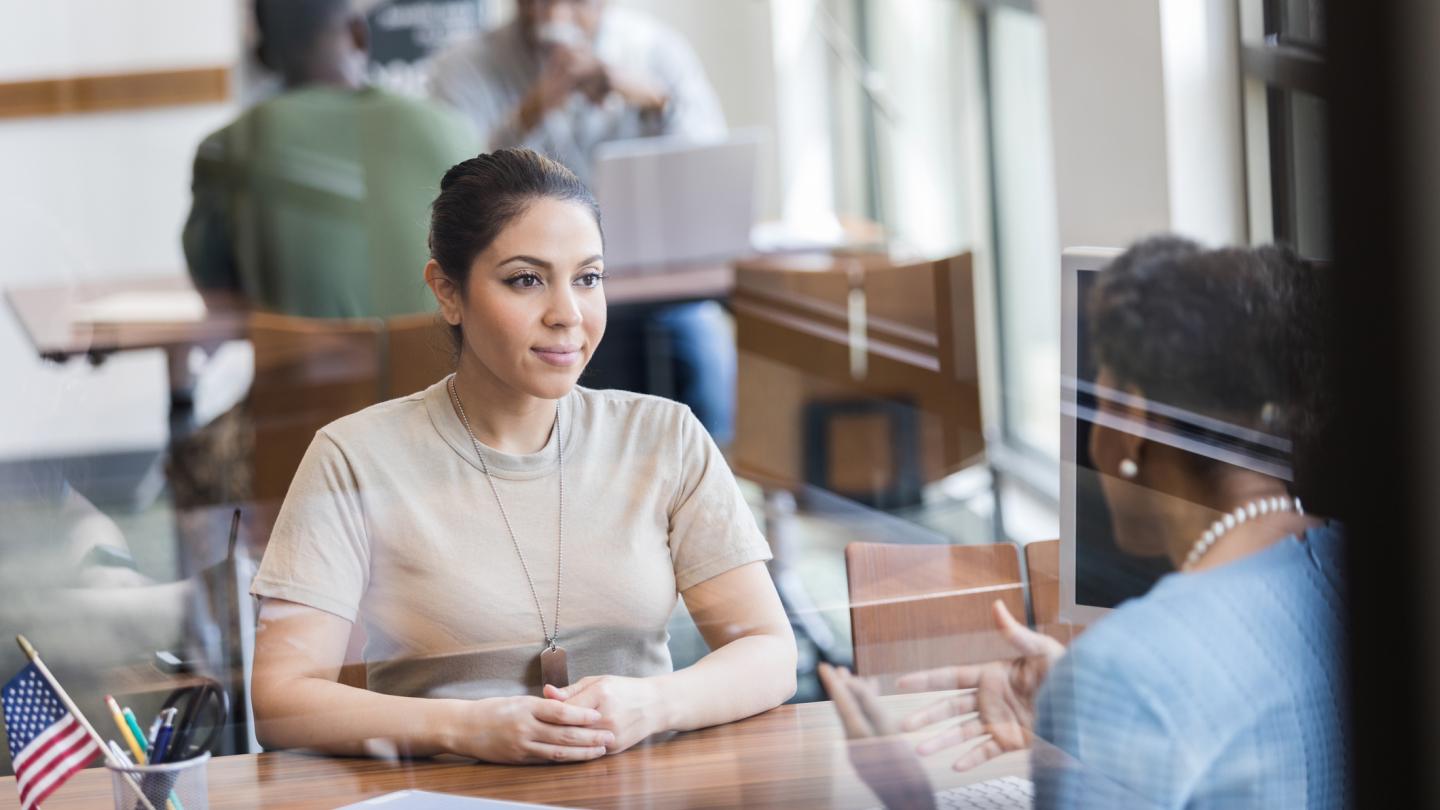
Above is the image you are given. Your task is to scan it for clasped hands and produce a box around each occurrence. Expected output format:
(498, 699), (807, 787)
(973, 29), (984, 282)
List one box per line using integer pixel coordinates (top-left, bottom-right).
(455, 675), (662, 765)
(526, 39), (668, 126)
(820, 601), (1065, 808)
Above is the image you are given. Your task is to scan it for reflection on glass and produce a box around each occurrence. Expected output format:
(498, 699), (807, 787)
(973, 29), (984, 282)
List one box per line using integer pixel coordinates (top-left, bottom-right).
(824, 237), (1346, 810)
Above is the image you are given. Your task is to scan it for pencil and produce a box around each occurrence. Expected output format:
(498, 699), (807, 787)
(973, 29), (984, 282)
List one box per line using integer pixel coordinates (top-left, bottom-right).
(105, 694), (147, 764)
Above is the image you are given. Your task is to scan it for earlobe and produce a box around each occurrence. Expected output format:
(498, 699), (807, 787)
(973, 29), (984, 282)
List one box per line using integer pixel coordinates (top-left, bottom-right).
(424, 260), (462, 326)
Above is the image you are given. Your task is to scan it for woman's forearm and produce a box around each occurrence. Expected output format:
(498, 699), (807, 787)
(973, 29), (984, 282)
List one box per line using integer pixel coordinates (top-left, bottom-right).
(252, 675), (466, 757)
(652, 632), (797, 733)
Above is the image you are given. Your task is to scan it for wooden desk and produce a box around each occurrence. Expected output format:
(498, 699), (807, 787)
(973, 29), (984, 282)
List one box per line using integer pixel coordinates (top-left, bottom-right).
(0, 695), (1027, 809)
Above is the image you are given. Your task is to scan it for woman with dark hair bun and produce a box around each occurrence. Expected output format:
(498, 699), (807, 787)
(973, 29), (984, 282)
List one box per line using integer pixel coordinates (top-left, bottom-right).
(827, 236), (1346, 809)
(247, 148), (797, 764)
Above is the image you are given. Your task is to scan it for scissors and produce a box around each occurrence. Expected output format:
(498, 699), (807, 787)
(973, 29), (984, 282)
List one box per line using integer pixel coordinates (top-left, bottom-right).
(156, 679), (229, 761)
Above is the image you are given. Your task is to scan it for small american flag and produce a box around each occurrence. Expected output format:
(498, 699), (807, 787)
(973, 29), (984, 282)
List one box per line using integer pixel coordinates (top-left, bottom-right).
(2, 664), (101, 810)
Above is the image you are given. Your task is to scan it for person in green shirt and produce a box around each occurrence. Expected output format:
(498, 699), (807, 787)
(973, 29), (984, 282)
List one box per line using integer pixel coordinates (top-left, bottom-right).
(183, 0), (477, 318)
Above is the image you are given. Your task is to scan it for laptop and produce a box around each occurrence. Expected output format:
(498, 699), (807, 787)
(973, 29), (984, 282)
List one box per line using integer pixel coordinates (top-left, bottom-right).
(591, 130), (762, 272)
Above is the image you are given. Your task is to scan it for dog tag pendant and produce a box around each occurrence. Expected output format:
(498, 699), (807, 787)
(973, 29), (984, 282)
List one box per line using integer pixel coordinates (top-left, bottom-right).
(540, 645), (569, 688)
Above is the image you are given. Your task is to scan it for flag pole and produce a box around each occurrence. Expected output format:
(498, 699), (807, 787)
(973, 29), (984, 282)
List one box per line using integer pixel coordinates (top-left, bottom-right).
(15, 635), (159, 810)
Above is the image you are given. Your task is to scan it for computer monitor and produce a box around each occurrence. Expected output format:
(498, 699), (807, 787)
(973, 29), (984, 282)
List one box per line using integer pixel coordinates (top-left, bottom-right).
(1059, 247), (1295, 624)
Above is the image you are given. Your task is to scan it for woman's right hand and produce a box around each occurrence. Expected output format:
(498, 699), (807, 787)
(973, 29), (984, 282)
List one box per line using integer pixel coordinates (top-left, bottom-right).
(449, 695), (615, 764)
(894, 600), (1065, 771)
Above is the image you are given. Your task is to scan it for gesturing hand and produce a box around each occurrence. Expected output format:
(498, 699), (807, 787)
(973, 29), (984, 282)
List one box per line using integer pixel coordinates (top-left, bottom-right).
(895, 599), (1065, 771)
(544, 676), (663, 754)
(453, 695), (614, 764)
(819, 662), (938, 810)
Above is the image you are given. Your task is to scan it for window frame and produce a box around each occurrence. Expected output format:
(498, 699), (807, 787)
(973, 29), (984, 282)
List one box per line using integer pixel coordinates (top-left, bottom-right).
(1240, 0), (1329, 256)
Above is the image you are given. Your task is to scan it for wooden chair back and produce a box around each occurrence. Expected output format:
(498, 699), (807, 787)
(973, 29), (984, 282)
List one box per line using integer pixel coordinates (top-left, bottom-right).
(845, 541), (1025, 691)
(731, 252), (983, 498)
(385, 312), (453, 399)
(1025, 539), (1082, 645)
(248, 312), (384, 502)
(246, 312), (454, 695)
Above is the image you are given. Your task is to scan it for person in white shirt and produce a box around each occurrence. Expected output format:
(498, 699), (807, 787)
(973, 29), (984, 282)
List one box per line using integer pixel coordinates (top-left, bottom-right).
(429, 0), (737, 445)
(429, 0), (725, 185)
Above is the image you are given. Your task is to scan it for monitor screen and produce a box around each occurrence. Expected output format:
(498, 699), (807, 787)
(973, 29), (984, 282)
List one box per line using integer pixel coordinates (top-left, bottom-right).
(1070, 268), (1173, 609)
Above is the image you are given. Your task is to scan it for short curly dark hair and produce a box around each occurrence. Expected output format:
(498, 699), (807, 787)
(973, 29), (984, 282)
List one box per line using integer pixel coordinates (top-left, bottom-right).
(1088, 235), (1329, 464)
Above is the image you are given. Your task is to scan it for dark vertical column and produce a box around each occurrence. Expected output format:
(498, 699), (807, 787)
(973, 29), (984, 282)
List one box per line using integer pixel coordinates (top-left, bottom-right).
(1326, 0), (1433, 805)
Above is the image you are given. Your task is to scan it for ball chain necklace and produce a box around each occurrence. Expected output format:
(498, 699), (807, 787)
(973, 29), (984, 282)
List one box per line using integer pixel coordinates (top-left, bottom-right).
(448, 375), (569, 688)
(1183, 494), (1304, 570)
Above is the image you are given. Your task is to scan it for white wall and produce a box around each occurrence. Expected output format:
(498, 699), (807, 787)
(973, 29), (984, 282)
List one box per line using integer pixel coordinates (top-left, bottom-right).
(0, 0), (237, 80)
(1157, 0), (1246, 245)
(0, 1), (240, 461)
(1041, 0), (1171, 250)
(1040, 0), (1246, 250)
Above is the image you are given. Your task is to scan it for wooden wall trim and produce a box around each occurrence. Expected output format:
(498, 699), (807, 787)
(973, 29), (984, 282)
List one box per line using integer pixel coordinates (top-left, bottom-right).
(0, 66), (231, 119)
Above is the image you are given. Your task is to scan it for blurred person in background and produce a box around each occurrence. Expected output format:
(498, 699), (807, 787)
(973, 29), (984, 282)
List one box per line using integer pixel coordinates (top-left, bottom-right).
(428, 0), (735, 445)
(428, 0), (723, 184)
(183, 0), (476, 319)
(173, 0), (479, 516)
(829, 238), (1347, 809)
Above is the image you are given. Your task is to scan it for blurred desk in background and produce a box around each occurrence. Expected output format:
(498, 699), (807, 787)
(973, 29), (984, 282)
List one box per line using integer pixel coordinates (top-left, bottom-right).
(5, 276), (247, 361)
(0, 693), (1027, 809)
(600, 261), (735, 306)
(4, 267), (740, 437)
(5, 275), (248, 436)
(5, 265), (737, 363)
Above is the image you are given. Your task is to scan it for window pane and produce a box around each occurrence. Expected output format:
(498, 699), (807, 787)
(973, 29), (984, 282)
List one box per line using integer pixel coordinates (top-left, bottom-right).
(987, 7), (1060, 459)
(1272, 0), (1326, 47)
(1271, 88), (1332, 260)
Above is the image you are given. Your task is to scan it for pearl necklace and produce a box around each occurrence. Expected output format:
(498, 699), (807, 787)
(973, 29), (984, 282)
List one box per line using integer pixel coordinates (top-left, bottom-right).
(1183, 495), (1304, 570)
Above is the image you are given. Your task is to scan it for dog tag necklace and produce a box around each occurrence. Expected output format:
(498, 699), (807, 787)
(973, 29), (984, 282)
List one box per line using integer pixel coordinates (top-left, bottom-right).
(448, 376), (569, 688)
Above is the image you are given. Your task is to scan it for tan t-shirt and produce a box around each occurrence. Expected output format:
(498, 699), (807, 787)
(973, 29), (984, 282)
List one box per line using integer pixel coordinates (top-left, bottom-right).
(251, 379), (771, 699)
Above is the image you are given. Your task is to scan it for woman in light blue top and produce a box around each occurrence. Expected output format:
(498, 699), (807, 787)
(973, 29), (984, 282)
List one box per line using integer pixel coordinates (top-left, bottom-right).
(896, 237), (1347, 808)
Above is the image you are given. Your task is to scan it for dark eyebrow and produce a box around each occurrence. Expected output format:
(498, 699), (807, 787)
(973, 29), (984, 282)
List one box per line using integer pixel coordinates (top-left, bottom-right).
(577, 255), (604, 268)
(498, 255), (553, 270)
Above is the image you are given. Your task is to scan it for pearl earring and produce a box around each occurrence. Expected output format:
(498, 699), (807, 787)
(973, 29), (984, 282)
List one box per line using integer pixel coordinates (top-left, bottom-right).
(1119, 459), (1139, 479)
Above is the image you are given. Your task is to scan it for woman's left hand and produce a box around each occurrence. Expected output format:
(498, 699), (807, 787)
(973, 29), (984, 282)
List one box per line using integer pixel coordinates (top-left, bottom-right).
(544, 676), (666, 754)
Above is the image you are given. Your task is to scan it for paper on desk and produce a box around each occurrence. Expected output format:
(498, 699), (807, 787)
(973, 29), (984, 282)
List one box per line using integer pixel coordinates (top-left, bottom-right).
(337, 790), (567, 809)
(73, 290), (208, 323)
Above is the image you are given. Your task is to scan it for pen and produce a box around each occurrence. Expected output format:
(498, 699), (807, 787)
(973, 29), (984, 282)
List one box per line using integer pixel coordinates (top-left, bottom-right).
(123, 714), (187, 810)
(106, 695), (147, 764)
(122, 707), (152, 759)
(107, 739), (135, 766)
(150, 707), (178, 764)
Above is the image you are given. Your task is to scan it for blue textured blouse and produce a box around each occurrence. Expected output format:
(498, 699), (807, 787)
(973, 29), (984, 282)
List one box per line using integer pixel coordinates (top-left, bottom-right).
(1032, 523), (1348, 809)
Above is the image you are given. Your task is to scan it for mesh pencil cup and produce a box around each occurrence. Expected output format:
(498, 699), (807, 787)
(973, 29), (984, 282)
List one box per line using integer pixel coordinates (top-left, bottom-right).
(106, 751), (210, 810)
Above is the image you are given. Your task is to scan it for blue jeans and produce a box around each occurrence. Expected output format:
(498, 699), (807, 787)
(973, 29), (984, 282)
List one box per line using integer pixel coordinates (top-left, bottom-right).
(649, 302), (736, 447)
